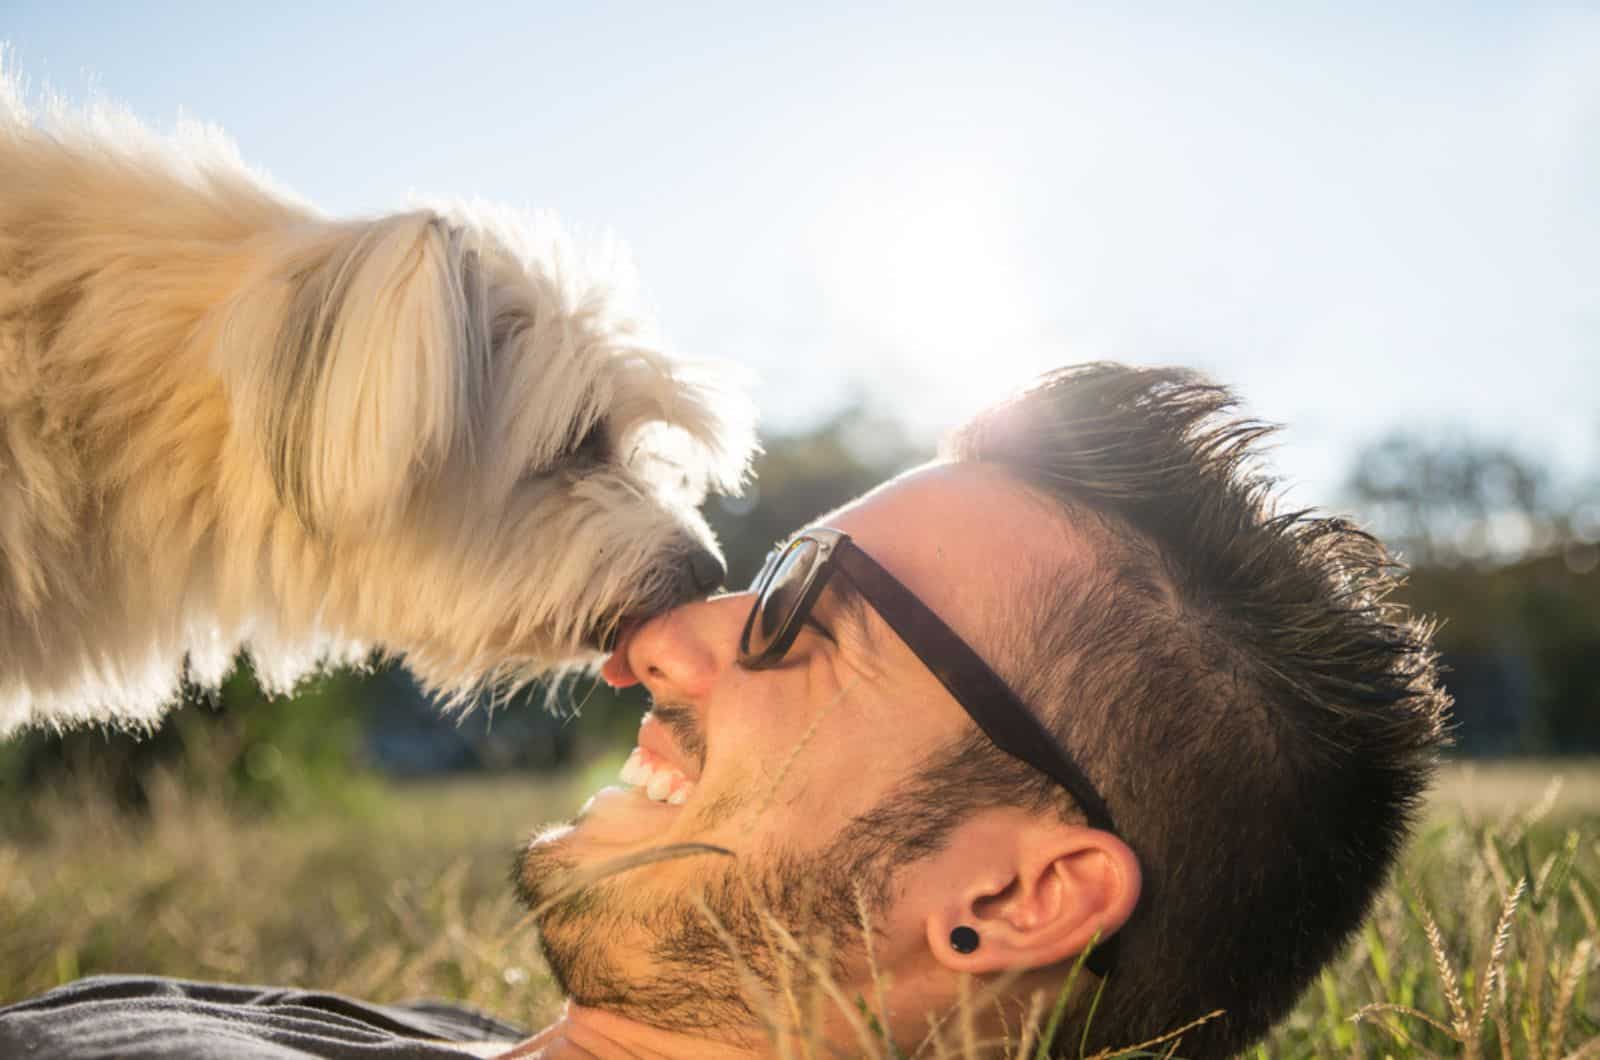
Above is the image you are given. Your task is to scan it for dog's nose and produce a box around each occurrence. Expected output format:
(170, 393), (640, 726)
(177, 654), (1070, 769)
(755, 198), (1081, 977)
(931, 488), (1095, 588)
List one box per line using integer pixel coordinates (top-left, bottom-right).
(687, 549), (726, 593)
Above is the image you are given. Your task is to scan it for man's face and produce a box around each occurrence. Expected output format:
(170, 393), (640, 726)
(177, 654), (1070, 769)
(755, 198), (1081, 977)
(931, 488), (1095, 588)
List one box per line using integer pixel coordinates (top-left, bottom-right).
(514, 462), (1071, 1040)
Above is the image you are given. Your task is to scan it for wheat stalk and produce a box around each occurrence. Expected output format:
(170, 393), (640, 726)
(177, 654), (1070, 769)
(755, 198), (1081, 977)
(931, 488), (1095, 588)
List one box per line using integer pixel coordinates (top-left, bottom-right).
(510, 841), (733, 930)
(1562, 1035), (1600, 1060)
(745, 677), (861, 834)
(1408, 875), (1469, 1041)
(1483, 833), (1514, 904)
(1493, 1011), (1515, 1060)
(1014, 990), (1047, 1060)
(1471, 875), (1524, 1052)
(1528, 908), (1550, 1060)
(1570, 878), (1598, 935)
(1523, 778), (1566, 833)
(1081, 1007), (1224, 1060)
(1548, 938), (1594, 1057)
(1351, 1000), (1458, 1041)
(854, 883), (894, 1052)
(761, 908), (885, 1058)
(687, 892), (790, 1050)
(956, 973), (978, 1059)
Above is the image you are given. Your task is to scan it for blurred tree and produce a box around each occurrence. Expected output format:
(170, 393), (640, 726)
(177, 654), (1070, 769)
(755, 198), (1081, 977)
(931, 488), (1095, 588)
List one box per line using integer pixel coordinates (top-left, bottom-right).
(1345, 430), (1600, 755)
(1345, 432), (1567, 567)
(707, 399), (925, 587)
(0, 658), (379, 825)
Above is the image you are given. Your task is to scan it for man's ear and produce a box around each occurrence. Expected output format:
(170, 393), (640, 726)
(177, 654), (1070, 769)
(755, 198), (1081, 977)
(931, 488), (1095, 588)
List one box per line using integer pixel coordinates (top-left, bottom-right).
(916, 809), (1140, 976)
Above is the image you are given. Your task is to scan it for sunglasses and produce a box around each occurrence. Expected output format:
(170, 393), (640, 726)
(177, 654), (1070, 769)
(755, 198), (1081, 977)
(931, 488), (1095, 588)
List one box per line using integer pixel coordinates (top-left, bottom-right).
(737, 527), (1123, 975)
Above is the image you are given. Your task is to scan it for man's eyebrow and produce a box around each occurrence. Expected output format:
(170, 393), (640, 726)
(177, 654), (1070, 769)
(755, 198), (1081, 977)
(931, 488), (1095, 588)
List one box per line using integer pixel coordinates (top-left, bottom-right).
(821, 577), (879, 655)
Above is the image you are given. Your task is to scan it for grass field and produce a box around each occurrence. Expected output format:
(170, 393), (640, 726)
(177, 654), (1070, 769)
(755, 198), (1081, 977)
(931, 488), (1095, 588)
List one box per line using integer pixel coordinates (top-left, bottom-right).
(3, 758), (1598, 1057)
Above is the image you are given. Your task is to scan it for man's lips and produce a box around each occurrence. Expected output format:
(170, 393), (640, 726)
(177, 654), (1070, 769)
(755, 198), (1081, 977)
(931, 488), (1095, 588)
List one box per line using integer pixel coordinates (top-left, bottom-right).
(637, 711), (700, 782)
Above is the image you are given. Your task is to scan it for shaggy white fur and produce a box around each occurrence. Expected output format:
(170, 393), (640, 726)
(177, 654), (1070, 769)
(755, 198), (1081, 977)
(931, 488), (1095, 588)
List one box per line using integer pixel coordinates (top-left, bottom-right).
(0, 65), (755, 735)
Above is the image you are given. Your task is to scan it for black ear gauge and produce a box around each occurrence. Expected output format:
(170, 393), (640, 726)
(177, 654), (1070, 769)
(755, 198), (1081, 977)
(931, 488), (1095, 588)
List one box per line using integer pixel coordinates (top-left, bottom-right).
(949, 925), (980, 954)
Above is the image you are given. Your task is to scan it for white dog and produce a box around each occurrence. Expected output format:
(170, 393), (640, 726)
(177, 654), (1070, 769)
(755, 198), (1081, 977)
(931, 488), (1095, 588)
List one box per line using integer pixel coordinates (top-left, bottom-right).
(0, 69), (754, 735)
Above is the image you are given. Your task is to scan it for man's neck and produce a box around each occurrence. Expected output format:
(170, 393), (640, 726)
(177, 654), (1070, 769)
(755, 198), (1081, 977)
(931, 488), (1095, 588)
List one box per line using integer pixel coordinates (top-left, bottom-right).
(493, 1003), (761, 1059)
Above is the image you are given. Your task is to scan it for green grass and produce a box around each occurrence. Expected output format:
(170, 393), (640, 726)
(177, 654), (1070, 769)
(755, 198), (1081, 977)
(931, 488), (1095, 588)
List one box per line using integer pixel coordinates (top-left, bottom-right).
(3, 760), (1598, 1057)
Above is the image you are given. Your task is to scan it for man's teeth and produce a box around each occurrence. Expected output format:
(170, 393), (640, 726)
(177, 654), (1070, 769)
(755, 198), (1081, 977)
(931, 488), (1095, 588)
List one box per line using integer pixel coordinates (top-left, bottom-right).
(619, 749), (650, 787)
(618, 748), (694, 806)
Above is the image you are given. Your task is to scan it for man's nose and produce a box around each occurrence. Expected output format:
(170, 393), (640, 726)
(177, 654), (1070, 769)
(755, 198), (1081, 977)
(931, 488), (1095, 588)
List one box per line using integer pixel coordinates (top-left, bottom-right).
(605, 591), (749, 696)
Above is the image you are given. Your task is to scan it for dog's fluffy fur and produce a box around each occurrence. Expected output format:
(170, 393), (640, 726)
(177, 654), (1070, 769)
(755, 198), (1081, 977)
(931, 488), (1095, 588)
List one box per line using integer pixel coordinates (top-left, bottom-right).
(0, 68), (754, 735)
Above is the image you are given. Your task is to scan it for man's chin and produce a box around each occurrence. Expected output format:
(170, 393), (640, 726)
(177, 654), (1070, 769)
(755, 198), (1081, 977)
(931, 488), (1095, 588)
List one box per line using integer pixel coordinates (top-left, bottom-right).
(511, 789), (684, 927)
(571, 784), (687, 843)
(511, 827), (575, 920)
(510, 801), (883, 1050)
(517, 850), (769, 1043)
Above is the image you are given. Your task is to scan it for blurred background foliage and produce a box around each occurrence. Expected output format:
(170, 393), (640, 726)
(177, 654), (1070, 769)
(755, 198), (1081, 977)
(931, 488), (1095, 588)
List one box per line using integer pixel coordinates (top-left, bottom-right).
(2, 406), (1596, 825)
(1346, 430), (1600, 757)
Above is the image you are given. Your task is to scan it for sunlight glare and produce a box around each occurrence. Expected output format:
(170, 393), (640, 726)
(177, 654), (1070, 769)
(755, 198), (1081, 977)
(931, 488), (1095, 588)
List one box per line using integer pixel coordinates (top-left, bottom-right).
(815, 157), (1044, 424)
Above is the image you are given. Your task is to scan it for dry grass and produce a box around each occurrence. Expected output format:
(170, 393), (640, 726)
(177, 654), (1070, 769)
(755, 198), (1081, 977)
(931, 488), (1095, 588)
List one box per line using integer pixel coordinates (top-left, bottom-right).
(1430, 760), (1600, 818)
(0, 765), (588, 1028)
(3, 760), (1599, 1057)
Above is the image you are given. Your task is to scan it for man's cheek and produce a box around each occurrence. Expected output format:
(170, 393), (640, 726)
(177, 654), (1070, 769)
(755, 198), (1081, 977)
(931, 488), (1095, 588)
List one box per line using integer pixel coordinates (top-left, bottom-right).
(689, 778), (753, 831)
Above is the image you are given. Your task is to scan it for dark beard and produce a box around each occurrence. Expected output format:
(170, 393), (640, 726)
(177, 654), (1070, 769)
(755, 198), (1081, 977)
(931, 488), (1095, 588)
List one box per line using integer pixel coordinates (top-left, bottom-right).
(512, 828), (881, 1042)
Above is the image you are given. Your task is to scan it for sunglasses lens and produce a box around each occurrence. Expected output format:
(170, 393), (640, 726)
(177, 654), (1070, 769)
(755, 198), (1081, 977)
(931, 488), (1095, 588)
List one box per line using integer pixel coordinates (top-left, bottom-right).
(747, 539), (819, 657)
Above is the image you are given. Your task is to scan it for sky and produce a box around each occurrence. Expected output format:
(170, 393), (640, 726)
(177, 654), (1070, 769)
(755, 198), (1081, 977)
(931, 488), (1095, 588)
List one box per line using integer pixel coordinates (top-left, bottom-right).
(5, 2), (1597, 508)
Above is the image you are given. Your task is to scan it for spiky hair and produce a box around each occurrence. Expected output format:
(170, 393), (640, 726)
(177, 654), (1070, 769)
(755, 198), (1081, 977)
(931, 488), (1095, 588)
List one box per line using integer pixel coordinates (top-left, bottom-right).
(937, 363), (1451, 1057)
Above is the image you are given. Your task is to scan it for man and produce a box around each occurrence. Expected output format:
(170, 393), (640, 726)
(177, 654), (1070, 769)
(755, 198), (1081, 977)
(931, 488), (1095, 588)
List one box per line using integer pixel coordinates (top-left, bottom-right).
(0, 363), (1449, 1058)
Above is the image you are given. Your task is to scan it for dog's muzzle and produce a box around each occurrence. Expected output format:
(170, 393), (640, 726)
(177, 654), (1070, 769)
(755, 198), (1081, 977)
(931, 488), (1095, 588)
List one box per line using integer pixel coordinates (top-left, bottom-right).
(594, 547), (726, 653)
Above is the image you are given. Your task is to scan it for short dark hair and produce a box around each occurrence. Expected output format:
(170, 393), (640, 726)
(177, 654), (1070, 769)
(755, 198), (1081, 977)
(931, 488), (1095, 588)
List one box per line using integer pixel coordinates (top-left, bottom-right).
(924, 363), (1451, 1057)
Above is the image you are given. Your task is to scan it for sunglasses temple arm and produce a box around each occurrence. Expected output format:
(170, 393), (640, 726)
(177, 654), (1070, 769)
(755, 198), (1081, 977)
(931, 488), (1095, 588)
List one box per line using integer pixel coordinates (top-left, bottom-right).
(833, 546), (1118, 834)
